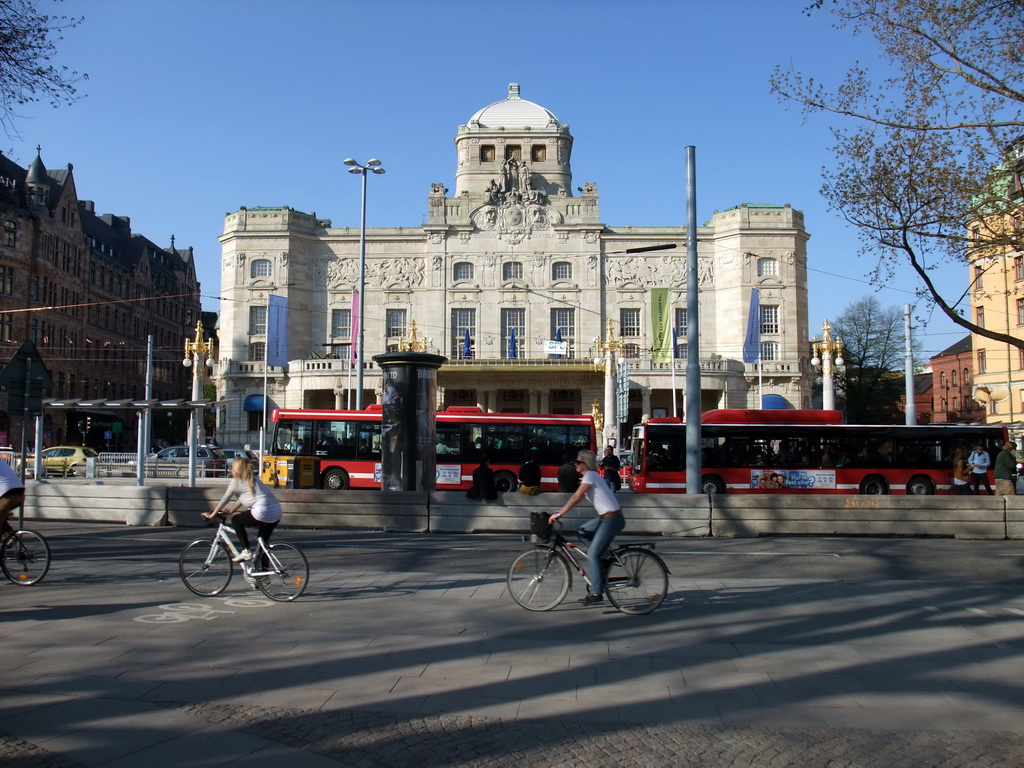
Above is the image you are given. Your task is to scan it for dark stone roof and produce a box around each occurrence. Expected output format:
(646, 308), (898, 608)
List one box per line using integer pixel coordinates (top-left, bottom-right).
(932, 335), (972, 359)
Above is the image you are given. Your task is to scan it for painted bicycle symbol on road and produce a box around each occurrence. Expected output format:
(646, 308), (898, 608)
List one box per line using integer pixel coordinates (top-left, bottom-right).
(134, 597), (269, 624)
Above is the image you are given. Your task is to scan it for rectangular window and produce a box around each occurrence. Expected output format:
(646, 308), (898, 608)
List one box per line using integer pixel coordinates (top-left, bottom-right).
(451, 308), (476, 359)
(249, 342), (265, 362)
(978, 349), (987, 373)
(0, 265), (13, 295)
(249, 305), (267, 335)
(974, 265), (984, 290)
(760, 305), (779, 335)
(504, 145), (521, 161)
(620, 308), (641, 338)
(501, 307), (525, 359)
(550, 308), (575, 358)
(531, 145), (546, 162)
(675, 307), (687, 333)
(1019, 348), (1024, 370)
(385, 308), (407, 339)
(331, 308), (351, 338)
(3, 220), (15, 247)
(480, 145), (495, 162)
(1018, 299), (1024, 326)
(977, 306), (986, 328)
(1016, 256), (1024, 281)
(0, 313), (11, 343)
(953, 396), (959, 410)
(760, 341), (779, 361)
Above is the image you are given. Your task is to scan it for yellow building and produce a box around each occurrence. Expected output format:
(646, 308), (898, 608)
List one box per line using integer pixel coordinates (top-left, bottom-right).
(968, 147), (1024, 436)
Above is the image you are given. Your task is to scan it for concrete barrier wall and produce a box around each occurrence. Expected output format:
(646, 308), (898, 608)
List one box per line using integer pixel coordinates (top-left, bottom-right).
(16, 481), (1024, 540)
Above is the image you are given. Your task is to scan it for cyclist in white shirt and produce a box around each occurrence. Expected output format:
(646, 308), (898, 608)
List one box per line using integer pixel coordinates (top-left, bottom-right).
(549, 449), (625, 605)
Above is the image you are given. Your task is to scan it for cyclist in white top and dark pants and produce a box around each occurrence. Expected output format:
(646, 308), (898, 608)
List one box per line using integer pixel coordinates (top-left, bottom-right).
(550, 448), (625, 605)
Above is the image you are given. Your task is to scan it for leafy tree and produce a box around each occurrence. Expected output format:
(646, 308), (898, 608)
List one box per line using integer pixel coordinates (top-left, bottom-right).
(830, 297), (907, 423)
(0, 0), (85, 138)
(771, 0), (1024, 349)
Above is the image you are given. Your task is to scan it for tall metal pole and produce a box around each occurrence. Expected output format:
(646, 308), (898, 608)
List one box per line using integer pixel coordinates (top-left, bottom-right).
(904, 303), (916, 425)
(356, 169), (368, 410)
(684, 146), (702, 495)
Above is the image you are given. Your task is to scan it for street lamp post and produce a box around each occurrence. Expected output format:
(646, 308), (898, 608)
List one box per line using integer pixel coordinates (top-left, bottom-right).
(811, 319), (844, 412)
(344, 158), (385, 410)
(593, 319), (625, 447)
(182, 320), (214, 488)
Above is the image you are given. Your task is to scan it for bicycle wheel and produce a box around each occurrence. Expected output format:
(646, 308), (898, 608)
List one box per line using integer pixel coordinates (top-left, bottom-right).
(1, 530), (51, 585)
(605, 548), (668, 615)
(507, 548), (571, 611)
(256, 542), (309, 601)
(179, 539), (233, 596)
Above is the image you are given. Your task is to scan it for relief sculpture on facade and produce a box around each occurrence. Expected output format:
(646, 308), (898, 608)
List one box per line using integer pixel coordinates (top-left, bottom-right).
(470, 157), (563, 245)
(316, 256), (424, 289)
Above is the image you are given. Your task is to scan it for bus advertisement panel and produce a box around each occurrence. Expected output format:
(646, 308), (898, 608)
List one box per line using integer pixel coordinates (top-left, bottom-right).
(265, 406), (595, 493)
(629, 410), (1006, 495)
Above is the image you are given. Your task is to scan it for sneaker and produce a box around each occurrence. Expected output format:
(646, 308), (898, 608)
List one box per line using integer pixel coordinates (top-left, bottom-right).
(578, 593), (604, 605)
(231, 549), (251, 563)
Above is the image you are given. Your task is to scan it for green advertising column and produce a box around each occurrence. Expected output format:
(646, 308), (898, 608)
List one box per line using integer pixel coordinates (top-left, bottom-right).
(372, 351), (447, 491)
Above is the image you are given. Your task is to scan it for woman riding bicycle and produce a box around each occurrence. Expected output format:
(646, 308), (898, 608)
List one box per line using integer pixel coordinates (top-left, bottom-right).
(0, 458), (25, 538)
(549, 448), (625, 605)
(202, 457), (282, 563)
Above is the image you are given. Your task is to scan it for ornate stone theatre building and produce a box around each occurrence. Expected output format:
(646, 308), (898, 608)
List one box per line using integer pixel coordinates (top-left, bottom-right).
(214, 84), (812, 447)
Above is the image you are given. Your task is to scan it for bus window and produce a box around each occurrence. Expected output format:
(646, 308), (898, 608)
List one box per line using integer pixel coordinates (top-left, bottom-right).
(436, 425), (462, 458)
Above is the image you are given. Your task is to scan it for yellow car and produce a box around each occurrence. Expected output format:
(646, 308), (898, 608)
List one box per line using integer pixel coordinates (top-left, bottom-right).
(37, 446), (99, 477)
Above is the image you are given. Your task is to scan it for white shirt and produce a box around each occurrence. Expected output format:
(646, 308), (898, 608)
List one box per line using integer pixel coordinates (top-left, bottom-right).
(580, 469), (620, 516)
(216, 477), (283, 523)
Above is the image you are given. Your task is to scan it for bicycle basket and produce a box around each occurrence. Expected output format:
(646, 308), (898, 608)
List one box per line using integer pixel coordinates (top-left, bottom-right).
(529, 511), (552, 544)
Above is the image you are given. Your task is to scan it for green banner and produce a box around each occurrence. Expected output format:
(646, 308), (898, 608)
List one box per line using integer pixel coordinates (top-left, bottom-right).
(651, 288), (672, 364)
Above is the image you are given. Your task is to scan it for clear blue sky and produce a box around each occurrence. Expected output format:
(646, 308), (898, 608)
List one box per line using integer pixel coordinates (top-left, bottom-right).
(9, 0), (968, 358)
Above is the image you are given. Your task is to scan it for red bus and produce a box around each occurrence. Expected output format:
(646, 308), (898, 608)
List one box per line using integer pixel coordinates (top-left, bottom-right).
(264, 406), (596, 492)
(629, 409), (1007, 495)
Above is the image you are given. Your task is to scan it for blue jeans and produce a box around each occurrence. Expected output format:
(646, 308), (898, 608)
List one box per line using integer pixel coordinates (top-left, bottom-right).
(578, 514), (625, 596)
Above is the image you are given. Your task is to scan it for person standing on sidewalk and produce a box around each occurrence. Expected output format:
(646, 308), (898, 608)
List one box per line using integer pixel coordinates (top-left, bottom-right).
(969, 442), (993, 495)
(952, 446), (972, 496)
(549, 449), (625, 606)
(994, 441), (1017, 496)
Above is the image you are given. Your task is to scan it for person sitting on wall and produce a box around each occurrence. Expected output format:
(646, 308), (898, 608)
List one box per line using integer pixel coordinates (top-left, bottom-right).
(518, 457), (542, 495)
(557, 452), (580, 493)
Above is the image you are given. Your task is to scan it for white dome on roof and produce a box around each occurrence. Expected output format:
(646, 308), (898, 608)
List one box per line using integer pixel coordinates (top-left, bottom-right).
(468, 83), (559, 130)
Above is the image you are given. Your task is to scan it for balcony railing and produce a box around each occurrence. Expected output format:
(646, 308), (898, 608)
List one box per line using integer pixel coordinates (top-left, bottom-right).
(224, 353), (762, 376)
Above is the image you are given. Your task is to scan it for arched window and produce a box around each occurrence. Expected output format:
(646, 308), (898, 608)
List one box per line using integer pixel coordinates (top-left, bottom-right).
(951, 369), (958, 386)
(756, 257), (778, 277)
(453, 262), (473, 281)
(964, 367), (971, 385)
(552, 261), (572, 281)
(940, 371), (947, 387)
(502, 261), (523, 281)
(250, 259), (272, 279)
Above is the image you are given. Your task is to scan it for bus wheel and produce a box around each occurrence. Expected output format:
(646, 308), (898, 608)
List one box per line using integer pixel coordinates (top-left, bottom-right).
(906, 476), (935, 495)
(322, 468), (350, 491)
(493, 471), (517, 494)
(859, 475), (889, 495)
(701, 475), (725, 495)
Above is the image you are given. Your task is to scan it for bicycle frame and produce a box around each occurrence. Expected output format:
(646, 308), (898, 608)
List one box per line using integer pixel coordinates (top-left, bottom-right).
(208, 522), (278, 577)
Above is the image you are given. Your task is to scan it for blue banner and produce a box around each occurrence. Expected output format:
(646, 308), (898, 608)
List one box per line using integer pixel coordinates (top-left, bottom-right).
(741, 288), (760, 364)
(266, 294), (288, 367)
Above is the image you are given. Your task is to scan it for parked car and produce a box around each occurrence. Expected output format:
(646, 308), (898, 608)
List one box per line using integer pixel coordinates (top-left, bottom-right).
(148, 445), (228, 477)
(218, 446), (259, 470)
(34, 445), (99, 477)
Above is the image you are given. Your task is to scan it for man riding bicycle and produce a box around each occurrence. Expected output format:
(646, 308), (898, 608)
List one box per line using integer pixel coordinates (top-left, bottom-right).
(0, 459), (25, 538)
(549, 448), (625, 605)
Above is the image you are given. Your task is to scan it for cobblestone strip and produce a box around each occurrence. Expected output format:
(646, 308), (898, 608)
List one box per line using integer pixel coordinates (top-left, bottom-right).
(0, 731), (89, 768)
(180, 703), (1024, 768)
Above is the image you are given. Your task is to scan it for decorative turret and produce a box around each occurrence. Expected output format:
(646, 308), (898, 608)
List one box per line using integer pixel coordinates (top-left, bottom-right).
(25, 146), (48, 208)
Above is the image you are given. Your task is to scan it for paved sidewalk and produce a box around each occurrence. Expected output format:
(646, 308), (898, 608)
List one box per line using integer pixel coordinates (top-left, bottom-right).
(4, 535), (1024, 766)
